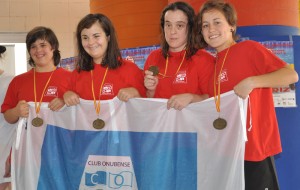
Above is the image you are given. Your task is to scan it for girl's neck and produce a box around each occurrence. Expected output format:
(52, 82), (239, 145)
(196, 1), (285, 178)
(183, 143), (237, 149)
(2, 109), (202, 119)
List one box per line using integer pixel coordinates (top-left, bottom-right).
(35, 65), (56, 72)
(217, 40), (236, 53)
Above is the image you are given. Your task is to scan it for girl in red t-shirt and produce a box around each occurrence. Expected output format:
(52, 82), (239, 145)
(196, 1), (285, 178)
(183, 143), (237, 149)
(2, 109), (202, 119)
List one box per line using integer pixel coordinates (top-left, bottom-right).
(63, 14), (146, 106)
(144, 2), (214, 111)
(196, 1), (298, 189)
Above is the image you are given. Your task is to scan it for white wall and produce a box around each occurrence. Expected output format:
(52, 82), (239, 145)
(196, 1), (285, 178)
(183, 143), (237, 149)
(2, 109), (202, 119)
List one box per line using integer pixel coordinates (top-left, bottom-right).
(0, 0), (90, 59)
(0, 32), (28, 76)
(0, 45), (15, 75)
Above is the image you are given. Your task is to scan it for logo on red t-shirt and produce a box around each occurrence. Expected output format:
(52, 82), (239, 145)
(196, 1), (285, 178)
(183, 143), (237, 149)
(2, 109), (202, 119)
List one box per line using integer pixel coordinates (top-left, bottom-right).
(44, 86), (58, 97)
(101, 83), (114, 96)
(219, 69), (228, 83)
(174, 71), (187, 84)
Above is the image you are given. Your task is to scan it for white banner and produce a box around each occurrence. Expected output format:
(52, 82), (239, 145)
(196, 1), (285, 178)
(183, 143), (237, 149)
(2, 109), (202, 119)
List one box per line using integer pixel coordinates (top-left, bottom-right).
(11, 91), (247, 190)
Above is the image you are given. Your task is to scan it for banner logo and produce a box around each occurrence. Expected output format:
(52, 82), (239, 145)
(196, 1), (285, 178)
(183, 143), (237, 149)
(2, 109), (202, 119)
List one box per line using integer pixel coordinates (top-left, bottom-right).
(80, 155), (137, 189)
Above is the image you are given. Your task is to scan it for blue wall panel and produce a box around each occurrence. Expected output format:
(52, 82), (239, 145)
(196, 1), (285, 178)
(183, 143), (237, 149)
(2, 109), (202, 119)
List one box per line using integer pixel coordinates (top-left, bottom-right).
(237, 27), (300, 189)
(275, 36), (300, 190)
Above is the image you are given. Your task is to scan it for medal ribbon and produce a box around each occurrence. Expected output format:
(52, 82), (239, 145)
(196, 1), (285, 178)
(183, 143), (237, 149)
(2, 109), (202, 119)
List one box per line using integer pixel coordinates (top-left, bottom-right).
(33, 68), (56, 116)
(213, 47), (230, 113)
(91, 67), (109, 117)
(158, 50), (186, 78)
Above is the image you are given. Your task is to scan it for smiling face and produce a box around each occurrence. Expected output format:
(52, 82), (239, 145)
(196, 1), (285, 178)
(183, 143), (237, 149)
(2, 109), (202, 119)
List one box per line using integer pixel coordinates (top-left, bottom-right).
(164, 9), (188, 52)
(29, 39), (55, 71)
(201, 9), (235, 52)
(81, 21), (110, 64)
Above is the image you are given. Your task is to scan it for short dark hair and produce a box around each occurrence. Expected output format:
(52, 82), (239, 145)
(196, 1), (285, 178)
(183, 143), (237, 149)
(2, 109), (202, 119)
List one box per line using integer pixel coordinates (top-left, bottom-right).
(0, 45), (6, 58)
(0, 45), (6, 53)
(26, 26), (61, 67)
(160, 1), (197, 59)
(76, 13), (122, 71)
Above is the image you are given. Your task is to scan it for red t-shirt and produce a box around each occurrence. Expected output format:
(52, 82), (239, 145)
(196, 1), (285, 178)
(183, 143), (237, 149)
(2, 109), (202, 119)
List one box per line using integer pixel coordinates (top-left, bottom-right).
(1, 67), (71, 113)
(208, 40), (287, 161)
(69, 59), (146, 100)
(144, 49), (214, 98)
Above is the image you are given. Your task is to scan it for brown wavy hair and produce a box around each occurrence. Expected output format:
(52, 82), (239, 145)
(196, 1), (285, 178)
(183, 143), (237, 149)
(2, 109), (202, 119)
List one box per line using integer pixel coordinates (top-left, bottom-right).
(195, 0), (239, 49)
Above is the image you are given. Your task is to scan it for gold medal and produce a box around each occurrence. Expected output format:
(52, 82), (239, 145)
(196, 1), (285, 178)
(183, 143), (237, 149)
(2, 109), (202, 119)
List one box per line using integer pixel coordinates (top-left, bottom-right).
(32, 117), (43, 127)
(213, 118), (227, 130)
(33, 68), (55, 128)
(91, 68), (109, 130)
(148, 66), (159, 76)
(93, 118), (105, 129)
(213, 46), (231, 130)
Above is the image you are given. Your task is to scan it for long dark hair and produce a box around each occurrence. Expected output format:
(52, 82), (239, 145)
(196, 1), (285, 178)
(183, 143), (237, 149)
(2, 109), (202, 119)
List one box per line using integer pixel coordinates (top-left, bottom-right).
(160, 1), (197, 59)
(76, 13), (122, 71)
(195, 0), (239, 49)
(26, 26), (61, 67)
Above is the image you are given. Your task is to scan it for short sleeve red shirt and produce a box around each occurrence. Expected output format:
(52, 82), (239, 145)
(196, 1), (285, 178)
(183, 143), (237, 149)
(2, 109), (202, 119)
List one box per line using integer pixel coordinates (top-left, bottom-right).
(69, 60), (146, 100)
(207, 40), (287, 161)
(1, 67), (71, 113)
(144, 49), (214, 98)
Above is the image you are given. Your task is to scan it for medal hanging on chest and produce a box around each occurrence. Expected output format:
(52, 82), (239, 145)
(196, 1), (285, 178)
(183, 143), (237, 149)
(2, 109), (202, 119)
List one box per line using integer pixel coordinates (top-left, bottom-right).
(93, 118), (105, 129)
(91, 67), (108, 130)
(32, 68), (55, 127)
(213, 117), (227, 130)
(32, 117), (43, 127)
(213, 47), (231, 130)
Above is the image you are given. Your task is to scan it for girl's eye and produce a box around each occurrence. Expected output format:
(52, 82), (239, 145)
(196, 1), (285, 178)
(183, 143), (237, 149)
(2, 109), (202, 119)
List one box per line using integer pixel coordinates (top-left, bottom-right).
(202, 24), (208, 29)
(177, 24), (184, 29)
